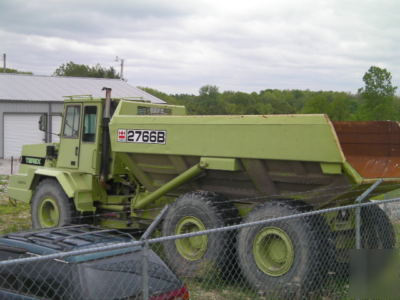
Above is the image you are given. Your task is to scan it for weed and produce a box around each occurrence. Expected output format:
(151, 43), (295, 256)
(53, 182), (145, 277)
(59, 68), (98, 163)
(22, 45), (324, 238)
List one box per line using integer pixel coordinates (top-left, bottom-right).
(0, 175), (31, 234)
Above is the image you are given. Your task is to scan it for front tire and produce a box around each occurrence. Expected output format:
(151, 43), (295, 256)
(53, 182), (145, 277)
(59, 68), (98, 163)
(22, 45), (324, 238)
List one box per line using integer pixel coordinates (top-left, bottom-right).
(31, 178), (74, 229)
(236, 201), (331, 296)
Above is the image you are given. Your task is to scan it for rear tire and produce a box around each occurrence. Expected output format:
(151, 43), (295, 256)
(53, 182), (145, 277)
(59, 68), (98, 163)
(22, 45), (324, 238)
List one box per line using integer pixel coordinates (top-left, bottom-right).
(361, 204), (395, 249)
(236, 201), (331, 297)
(334, 204), (396, 277)
(162, 191), (238, 277)
(31, 178), (74, 229)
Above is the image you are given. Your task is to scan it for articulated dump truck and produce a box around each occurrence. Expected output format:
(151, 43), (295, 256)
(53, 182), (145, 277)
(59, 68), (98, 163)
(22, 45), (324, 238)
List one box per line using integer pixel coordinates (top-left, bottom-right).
(7, 88), (400, 292)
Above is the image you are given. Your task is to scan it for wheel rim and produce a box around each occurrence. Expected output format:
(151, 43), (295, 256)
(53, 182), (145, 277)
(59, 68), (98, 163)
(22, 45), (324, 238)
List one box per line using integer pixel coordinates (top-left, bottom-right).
(175, 216), (208, 261)
(253, 227), (294, 276)
(38, 198), (60, 228)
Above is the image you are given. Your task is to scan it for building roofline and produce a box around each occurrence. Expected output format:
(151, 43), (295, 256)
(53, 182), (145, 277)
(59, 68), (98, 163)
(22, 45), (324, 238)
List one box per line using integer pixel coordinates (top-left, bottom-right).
(0, 99), (63, 103)
(0, 73), (124, 81)
(0, 73), (165, 104)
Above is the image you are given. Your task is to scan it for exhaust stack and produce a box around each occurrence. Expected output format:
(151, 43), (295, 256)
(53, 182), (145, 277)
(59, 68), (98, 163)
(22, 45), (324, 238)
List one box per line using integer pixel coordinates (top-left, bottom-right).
(100, 87), (112, 183)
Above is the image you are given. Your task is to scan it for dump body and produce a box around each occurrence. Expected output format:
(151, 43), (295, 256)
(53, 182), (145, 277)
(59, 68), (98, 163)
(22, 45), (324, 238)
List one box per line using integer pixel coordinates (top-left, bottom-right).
(109, 101), (400, 208)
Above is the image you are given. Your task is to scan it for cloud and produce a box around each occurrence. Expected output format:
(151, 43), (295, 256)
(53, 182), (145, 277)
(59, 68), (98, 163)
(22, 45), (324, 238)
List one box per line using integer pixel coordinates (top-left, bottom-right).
(1, 0), (399, 94)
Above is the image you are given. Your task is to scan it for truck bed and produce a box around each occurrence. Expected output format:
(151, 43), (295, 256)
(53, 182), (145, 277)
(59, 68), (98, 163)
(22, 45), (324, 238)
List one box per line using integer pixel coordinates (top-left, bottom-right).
(109, 104), (400, 206)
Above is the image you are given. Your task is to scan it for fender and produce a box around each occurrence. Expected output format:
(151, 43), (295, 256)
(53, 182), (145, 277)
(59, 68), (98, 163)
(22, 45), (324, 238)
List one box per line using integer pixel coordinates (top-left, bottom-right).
(33, 169), (96, 213)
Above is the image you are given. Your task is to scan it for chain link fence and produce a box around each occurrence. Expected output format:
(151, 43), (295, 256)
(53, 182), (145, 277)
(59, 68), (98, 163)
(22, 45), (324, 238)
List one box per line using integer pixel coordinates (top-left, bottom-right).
(0, 182), (400, 299)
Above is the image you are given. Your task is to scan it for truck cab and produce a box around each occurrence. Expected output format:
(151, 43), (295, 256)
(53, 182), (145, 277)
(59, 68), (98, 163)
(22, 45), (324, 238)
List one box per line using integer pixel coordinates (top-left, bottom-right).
(7, 92), (186, 228)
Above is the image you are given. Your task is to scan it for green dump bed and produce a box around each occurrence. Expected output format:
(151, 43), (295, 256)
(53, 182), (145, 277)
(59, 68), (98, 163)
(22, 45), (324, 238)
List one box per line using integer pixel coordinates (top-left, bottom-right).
(109, 101), (400, 207)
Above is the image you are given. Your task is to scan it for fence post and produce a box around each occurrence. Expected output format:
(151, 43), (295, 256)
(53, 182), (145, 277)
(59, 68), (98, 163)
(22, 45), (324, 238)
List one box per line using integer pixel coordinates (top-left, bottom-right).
(355, 179), (383, 249)
(142, 240), (150, 300)
(140, 205), (169, 241)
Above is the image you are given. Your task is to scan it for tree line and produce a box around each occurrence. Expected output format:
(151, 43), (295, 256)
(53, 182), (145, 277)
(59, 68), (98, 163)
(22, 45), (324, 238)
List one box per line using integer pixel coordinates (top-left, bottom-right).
(142, 66), (399, 121)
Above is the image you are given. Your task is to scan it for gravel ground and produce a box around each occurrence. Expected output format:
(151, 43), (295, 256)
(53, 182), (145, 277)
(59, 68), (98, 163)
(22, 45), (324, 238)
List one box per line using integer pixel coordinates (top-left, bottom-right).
(0, 159), (20, 175)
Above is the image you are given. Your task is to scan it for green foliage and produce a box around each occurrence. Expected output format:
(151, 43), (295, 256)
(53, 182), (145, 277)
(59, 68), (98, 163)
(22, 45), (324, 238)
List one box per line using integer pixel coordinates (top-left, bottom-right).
(54, 61), (120, 79)
(199, 85), (219, 98)
(359, 66), (397, 98)
(143, 66), (398, 121)
(301, 92), (357, 121)
(356, 66), (398, 120)
(0, 175), (31, 234)
(139, 87), (179, 105)
(145, 86), (362, 121)
(2, 68), (33, 75)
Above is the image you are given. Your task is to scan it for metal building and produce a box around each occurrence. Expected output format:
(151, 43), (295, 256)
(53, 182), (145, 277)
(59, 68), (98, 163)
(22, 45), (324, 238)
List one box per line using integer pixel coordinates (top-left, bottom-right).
(0, 74), (165, 158)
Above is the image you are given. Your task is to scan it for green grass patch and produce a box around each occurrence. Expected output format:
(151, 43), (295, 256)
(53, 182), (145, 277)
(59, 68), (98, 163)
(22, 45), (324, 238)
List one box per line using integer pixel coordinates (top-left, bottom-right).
(0, 175), (31, 234)
(394, 222), (400, 248)
(186, 280), (257, 300)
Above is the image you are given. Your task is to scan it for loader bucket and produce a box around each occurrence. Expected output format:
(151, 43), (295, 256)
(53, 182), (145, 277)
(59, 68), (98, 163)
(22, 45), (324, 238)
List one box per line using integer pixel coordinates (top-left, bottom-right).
(333, 121), (400, 179)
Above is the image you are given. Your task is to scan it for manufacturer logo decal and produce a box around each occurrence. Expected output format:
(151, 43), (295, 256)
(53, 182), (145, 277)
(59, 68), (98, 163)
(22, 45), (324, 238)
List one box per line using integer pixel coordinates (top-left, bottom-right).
(118, 129), (127, 142)
(21, 156), (45, 166)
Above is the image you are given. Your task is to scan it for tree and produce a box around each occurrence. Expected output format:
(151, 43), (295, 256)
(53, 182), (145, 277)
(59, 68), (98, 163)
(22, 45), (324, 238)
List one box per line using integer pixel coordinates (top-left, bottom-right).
(356, 66), (398, 120)
(358, 66), (397, 98)
(329, 94), (356, 121)
(54, 61), (120, 79)
(301, 94), (330, 115)
(199, 85), (219, 99)
(195, 85), (221, 114)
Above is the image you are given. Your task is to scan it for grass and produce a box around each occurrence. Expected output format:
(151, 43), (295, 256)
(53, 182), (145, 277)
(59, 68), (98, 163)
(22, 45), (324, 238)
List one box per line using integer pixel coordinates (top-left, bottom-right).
(0, 175), (31, 234)
(187, 280), (257, 300)
(0, 173), (400, 299)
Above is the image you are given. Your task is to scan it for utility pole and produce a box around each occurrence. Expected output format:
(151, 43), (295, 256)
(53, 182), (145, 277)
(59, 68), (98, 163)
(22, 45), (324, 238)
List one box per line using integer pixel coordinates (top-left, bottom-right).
(2, 53), (6, 72)
(115, 56), (124, 80)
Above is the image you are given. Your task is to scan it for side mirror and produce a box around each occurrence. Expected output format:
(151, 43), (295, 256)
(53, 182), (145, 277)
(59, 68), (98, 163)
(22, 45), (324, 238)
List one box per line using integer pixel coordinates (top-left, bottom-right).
(39, 114), (47, 132)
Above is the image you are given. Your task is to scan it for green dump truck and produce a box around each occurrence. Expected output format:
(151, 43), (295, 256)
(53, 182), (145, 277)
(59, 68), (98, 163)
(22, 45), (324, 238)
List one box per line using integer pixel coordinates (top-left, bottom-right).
(7, 88), (399, 292)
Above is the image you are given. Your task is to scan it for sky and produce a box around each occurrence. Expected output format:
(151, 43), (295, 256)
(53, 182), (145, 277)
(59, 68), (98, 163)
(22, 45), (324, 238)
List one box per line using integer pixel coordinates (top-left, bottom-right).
(0, 0), (399, 94)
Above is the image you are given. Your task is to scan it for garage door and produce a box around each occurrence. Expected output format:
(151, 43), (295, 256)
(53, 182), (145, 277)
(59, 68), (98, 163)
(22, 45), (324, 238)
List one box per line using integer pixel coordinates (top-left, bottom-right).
(51, 115), (62, 143)
(4, 114), (45, 158)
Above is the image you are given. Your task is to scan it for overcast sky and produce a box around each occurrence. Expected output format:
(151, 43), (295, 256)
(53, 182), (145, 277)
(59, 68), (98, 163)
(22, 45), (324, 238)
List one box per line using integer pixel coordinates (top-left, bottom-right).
(0, 0), (399, 94)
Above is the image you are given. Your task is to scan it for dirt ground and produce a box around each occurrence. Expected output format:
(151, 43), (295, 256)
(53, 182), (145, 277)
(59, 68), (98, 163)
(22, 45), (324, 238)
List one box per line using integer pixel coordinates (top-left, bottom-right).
(0, 159), (20, 175)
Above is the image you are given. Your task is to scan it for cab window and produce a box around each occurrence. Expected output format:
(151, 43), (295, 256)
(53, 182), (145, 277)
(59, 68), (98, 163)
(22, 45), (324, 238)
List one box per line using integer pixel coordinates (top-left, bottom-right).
(63, 105), (81, 138)
(82, 106), (97, 142)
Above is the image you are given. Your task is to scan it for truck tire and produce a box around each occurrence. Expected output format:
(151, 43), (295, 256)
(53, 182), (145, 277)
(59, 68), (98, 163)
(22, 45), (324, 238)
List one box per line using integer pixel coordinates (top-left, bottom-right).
(161, 191), (239, 277)
(236, 201), (331, 297)
(31, 178), (74, 229)
(361, 204), (395, 249)
(334, 204), (395, 278)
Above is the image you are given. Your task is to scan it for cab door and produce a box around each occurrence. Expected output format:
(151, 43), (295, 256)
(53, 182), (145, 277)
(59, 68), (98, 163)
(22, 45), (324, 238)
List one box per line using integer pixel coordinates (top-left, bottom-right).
(57, 104), (82, 169)
(79, 105), (101, 174)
